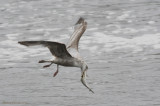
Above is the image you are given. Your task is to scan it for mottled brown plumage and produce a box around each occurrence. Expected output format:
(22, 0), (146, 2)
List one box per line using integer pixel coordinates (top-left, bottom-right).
(18, 18), (94, 93)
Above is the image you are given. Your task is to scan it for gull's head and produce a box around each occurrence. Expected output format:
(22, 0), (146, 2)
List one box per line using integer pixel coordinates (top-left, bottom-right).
(81, 62), (88, 72)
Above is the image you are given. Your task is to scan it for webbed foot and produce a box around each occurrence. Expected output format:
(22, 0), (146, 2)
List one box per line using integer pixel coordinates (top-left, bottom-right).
(39, 60), (46, 63)
(53, 70), (58, 77)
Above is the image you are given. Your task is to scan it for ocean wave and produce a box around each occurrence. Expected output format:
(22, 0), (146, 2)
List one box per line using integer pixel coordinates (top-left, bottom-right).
(81, 32), (160, 53)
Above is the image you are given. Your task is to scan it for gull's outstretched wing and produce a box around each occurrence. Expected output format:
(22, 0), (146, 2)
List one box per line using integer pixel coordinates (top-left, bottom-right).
(67, 17), (87, 51)
(18, 41), (72, 58)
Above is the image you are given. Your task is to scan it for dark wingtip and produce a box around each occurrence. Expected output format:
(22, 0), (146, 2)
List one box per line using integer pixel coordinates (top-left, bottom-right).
(18, 41), (22, 44)
(75, 17), (85, 25)
(18, 41), (23, 45)
(18, 41), (29, 46)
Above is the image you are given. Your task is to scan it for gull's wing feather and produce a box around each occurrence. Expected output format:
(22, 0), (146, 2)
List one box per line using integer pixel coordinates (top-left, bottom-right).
(18, 41), (72, 58)
(67, 17), (87, 51)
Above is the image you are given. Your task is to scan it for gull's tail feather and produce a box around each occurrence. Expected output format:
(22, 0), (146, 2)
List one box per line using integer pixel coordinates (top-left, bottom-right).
(81, 71), (94, 93)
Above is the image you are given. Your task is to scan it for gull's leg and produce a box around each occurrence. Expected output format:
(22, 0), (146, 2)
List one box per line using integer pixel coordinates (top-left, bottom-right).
(39, 60), (52, 63)
(43, 62), (53, 68)
(53, 65), (59, 77)
(38, 60), (54, 68)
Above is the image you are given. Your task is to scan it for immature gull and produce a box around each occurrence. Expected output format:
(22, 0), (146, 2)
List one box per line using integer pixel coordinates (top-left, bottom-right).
(18, 17), (94, 93)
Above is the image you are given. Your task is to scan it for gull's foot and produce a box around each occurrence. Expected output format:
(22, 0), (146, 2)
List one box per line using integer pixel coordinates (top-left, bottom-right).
(43, 64), (50, 68)
(39, 60), (45, 63)
(53, 70), (58, 77)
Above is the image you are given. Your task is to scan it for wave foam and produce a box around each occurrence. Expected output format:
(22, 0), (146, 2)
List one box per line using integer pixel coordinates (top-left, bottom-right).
(81, 32), (160, 53)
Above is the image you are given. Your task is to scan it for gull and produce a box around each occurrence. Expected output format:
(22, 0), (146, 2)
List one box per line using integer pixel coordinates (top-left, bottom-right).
(18, 17), (94, 93)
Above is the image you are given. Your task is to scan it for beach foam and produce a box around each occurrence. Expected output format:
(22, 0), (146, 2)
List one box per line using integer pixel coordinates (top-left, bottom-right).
(81, 32), (160, 53)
